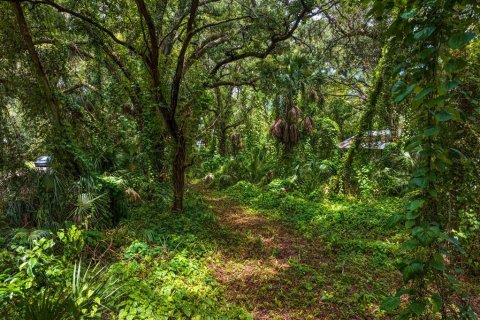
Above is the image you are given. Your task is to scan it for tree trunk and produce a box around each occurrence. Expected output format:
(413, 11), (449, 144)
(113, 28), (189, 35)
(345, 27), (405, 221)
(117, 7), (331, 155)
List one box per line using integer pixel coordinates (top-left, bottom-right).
(12, 1), (84, 175)
(218, 127), (227, 156)
(341, 42), (393, 193)
(172, 136), (186, 212)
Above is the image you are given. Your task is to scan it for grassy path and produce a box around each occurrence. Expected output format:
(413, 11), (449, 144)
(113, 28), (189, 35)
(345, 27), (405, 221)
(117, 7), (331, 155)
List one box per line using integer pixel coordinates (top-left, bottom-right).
(203, 192), (360, 320)
(200, 190), (480, 320)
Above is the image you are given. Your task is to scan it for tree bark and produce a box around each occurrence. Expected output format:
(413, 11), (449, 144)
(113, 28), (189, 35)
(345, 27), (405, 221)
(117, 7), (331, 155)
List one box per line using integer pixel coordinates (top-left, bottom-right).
(218, 128), (227, 156)
(172, 136), (186, 212)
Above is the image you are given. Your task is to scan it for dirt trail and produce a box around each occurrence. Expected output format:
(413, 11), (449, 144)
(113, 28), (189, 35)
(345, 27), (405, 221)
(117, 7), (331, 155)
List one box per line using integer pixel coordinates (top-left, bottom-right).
(203, 192), (339, 320)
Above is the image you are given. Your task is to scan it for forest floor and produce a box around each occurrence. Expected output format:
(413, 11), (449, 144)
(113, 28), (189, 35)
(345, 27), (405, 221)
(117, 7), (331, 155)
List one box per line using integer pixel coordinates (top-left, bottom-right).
(203, 191), (396, 319)
(199, 188), (480, 319)
(205, 192), (334, 319)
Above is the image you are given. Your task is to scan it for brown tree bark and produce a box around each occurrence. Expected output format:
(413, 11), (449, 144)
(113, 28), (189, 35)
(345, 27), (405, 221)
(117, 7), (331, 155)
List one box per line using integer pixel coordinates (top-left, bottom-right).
(172, 136), (187, 212)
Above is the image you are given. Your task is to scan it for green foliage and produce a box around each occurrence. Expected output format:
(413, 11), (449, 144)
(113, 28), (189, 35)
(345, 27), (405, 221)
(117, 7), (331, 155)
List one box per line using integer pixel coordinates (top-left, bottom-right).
(0, 226), (114, 319)
(110, 248), (249, 320)
(227, 180), (404, 242)
(371, 0), (480, 317)
(1, 0), (479, 318)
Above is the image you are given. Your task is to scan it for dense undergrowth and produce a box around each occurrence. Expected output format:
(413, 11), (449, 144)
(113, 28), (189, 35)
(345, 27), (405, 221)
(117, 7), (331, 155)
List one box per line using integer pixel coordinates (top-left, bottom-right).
(221, 180), (480, 318)
(0, 186), (251, 319)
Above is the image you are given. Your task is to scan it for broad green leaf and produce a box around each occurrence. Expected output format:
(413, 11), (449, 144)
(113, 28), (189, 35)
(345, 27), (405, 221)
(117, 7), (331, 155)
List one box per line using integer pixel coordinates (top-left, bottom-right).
(447, 32), (475, 49)
(391, 80), (405, 94)
(405, 140), (421, 151)
(407, 199), (425, 211)
(414, 167), (427, 177)
(430, 253), (445, 271)
(406, 210), (420, 220)
(435, 111), (454, 122)
(401, 8), (417, 19)
(410, 302), (426, 315)
(394, 83), (417, 103)
(414, 26), (436, 40)
(431, 293), (442, 312)
(424, 126), (439, 137)
(445, 58), (467, 73)
(414, 86), (433, 101)
(405, 219), (416, 228)
(403, 262), (424, 282)
(425, 95), (447, 108)
(411, 177), (427, 188)
(381, 296), (401, 312)
(417, 47), (436, 59)
(402, 239), (420, 250)
(440, 80), (460, 92)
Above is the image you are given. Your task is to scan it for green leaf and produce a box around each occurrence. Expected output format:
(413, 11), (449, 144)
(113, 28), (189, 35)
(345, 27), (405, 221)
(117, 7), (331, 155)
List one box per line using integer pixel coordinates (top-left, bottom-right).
(406, 210), (420, 220)
(410, 302), (426, 315)
(414, 26), (436, 40)
(414, 86), (434, 101)
(407, 199), (425, 211)
(413, 167), (427, 177)
(431, 293), (442, 312)
(435, 111), (454, 122)
(402, 239), (420, 250)
(401, 8), (417, 19)
(405, 140), (421, 151)
(391, 80), (405, 94)
(381, 296), (401, 312)
(448, 32), (475, 49)
(424, 126), (439, 137)
(440, 80), (460, 92)
(411, 177), (427, 188)
(403, 262), (424, 282)
(405, 219), (416, 228)
(417, 47), (436, 59)
(394, 83), (417, 103)
(430, 253), (445, 271)
(445, 58), (467, 73)
(387, 214), (404, 228)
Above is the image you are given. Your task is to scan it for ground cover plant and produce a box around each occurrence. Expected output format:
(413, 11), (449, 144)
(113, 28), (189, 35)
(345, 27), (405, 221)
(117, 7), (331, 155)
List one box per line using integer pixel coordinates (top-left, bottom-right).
(1, 0), (480, 319)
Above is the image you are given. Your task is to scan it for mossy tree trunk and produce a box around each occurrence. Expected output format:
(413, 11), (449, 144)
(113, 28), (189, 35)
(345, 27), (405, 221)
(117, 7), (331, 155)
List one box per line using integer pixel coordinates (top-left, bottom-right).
(12, 1), (85, 175)
(341, 42), (393, 194)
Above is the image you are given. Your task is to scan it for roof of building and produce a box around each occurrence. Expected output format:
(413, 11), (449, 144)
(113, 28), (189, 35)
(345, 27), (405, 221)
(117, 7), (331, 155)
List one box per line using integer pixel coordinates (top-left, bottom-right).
(338, 129), (400, 150)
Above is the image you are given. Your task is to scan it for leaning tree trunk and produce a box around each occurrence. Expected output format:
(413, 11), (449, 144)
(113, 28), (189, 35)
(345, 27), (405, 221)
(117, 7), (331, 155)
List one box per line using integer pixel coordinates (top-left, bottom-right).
(341, 42), (393, 194)
(12, 1), (84, 175)
(172, 135), (186, 212)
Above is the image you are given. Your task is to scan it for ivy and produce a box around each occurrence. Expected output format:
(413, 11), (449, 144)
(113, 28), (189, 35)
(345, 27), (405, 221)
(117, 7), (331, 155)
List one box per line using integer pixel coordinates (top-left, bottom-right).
(371, 0), (479, 318)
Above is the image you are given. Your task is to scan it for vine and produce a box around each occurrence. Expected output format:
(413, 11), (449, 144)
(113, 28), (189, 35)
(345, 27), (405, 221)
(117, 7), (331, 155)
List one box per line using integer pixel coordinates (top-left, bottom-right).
(370, 0), (479, 318)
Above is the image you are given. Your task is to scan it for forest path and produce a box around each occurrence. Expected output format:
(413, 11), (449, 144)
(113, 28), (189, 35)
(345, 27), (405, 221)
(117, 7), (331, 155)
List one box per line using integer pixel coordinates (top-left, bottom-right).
(202, 191), (340, 320)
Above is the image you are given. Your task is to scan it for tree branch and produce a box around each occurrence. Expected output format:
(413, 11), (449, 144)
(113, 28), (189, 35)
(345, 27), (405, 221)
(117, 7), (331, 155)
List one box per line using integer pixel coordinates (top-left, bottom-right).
(170, 0), (199, 120)
(209, 5), (310, 75)
(29, 0), (140, 56)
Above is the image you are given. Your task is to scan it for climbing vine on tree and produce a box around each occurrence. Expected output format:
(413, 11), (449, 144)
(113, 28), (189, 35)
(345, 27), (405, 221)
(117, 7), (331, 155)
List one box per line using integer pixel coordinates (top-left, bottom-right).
(370, 0), (479, 318)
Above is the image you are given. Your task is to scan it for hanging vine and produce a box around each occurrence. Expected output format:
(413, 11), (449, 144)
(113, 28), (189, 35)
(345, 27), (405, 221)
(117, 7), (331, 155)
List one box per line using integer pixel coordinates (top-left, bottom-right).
(370, 0), (479, 318)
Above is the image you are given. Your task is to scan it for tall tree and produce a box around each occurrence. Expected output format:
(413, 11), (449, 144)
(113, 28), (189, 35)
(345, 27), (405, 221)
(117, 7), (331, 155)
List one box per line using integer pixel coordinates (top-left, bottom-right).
(14, 0), (318, 210)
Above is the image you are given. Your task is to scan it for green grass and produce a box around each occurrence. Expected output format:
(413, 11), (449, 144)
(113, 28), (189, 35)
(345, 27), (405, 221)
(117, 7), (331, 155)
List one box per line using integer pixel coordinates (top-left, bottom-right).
(104, 193), (252, 319)
(223, 181), (408, 318)
(222, 181), (480, 318)
(3, 181), (478, 319)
